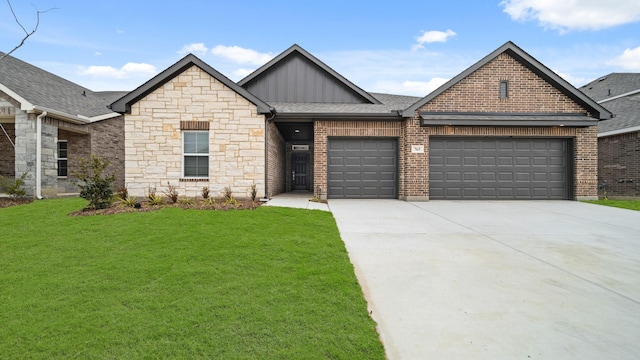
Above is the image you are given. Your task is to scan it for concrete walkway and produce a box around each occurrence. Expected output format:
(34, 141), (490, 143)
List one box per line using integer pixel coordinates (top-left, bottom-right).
(330, 200), (640, 360)
(264, 192), (330, 211)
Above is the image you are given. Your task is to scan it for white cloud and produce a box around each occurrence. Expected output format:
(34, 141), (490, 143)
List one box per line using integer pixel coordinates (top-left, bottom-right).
(178, 43), (209, 56)
(372, 78), (450, 96)
(211, 45), (273, 65)
(78, 62), (157, 79)
(413, 29), (456, 50)
(233, 68), (255, 78)
(553, 70), (588, 87)
(607, 46), (640, 70)
(500, 0), (640, 32)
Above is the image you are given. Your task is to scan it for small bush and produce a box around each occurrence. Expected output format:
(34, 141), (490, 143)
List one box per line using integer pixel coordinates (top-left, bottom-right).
(164, 183), (179, 204)
(178, 197), (195, 206)
(120, 196), (138, 208)
(0, 173), (28, 199)
(222, 186), (237, 204)
(202, 197), (216, 206)
(116, 186), (128, 200)
(201, 186), (210, 199)
(250, 183), (257, 201)
(74, 155), (116, 210)
(146, 187), (164, 206)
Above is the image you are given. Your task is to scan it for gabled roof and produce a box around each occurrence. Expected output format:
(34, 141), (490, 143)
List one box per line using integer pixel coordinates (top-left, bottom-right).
(0, 51), (124, 122)
(238, 44), (380, 105)
(402, 41), (613, 120)
(111, 54), (272, 114)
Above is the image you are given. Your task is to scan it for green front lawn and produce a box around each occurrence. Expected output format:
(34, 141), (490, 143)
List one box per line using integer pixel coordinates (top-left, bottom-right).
(0, 198), (384, 359)
(584, 199), (640, 211)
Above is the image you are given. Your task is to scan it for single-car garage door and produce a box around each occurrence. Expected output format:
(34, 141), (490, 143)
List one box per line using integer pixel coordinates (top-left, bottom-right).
(328, 138), (398, 199)
(430, 137), (570, 200)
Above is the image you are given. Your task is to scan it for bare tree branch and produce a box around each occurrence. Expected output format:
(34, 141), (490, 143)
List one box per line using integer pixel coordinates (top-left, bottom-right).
(1, 0), (58, 60)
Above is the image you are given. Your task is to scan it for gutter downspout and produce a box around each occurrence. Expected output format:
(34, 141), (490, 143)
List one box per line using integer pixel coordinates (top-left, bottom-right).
(35, 111), (47, 199)
(263, 108), (276, 200)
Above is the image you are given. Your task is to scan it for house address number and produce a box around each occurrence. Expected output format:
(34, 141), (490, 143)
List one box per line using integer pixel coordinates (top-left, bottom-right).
(411, 145), (424, 153)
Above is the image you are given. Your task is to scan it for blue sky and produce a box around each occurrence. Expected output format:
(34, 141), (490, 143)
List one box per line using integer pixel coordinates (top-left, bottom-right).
(1, 0), (640, 96)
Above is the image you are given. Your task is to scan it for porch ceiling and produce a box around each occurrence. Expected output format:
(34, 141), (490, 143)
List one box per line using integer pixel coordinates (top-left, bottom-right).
(276, 122), (314, 142)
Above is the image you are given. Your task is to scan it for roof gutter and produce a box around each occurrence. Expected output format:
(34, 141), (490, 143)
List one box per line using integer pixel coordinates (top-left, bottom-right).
(273, 112), (406, 120)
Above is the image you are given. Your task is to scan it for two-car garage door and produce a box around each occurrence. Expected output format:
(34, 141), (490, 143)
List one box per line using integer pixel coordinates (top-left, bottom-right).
(429, 137), (571, 200)
(326, 137), (571, 200)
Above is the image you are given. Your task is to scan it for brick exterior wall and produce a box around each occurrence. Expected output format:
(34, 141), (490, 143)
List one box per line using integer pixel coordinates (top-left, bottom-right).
(598, 132), (640, 198)
(0, 122), (15, 178)
(57, 129), (90, 193)
(414, 52), (598, 200)
(267, 120), (285, 197)
(89, 116), (125, 191)
(313, 120), (402, 199)
(421, 53), (587, 114)
(124, 65), (266, 199)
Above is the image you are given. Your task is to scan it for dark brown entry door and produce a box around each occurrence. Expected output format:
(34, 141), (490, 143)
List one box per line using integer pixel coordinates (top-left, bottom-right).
(292, 153), (309, 190)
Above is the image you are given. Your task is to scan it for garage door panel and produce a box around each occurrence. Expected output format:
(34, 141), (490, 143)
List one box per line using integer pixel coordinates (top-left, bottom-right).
(430, 138), (569, 200)
(328, 138), (398, 199)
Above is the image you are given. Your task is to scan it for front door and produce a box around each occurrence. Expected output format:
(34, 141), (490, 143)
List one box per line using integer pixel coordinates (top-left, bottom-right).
(292, 153), (309, 190)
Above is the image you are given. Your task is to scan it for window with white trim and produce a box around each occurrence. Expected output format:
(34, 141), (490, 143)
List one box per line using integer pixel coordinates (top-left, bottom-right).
(57, 140), (68, 177)
(183, 131), (209, 178)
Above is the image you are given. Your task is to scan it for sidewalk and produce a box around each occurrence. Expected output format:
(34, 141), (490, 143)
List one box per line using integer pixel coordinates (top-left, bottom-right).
(264, 192), (330, 211)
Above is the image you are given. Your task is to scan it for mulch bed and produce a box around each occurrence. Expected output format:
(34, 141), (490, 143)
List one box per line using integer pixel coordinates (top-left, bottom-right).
(0, 198), (33, 209)
(68, 199), (262, 217)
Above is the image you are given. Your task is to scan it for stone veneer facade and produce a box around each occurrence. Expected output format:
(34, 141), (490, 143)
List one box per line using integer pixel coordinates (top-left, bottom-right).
(124, 65), (266, 199)
(312, 53), (599, 200)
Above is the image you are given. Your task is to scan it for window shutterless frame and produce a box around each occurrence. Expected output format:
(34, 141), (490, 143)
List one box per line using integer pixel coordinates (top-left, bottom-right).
(57, 140), (68, 177)
(182, 131), (209, 178)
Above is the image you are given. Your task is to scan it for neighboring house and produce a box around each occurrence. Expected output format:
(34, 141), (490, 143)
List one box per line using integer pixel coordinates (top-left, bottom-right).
(2, 41), (612, 200)
(0, 52), (126, 198)
(579, 73), (640, 198)
(111, 41), (610, 201)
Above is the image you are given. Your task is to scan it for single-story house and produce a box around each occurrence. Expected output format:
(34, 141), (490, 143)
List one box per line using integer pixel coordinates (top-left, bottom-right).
(2, 41), (612, 200)
(0, 51), (126, 198)
(579, 73), (640, 198)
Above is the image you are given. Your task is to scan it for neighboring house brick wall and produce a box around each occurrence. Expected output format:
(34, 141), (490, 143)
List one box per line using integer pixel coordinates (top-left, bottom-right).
(89, 115), (125, 191)
(124, 65), (266, 198)
(314, 120), (402, 199)
(0, 122), (15, 178)
(598, 132), (640, 198)
(57, 129), (90, 193)
(267, 120), (285, 197)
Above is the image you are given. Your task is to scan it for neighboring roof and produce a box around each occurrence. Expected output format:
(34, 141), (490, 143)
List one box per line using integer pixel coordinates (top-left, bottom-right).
(269, 93), (420, 119)
(578, 73), (640, 136)
(0, 51), (125, 122)
(579, 73), (640, 102)
(239, 44), (380, 105)
(402, 41), (613, 120)
(596, 93), (640, 136)
(111, 54), (272, 114)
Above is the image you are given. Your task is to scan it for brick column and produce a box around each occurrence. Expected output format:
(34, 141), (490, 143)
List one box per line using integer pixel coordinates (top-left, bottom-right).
(575, 126), (598, 200)
(401, 115), (429, 201)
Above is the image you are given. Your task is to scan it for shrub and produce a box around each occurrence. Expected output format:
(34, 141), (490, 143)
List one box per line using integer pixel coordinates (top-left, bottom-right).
(178, 197), (195, 206)
(164, 182), (179, 204)
(250, 183), (257, 201)
(146, 186), (164, 206)
(120, 196), (138, 208)
(73, 155), (116, 210)
(222, 186), (238, 205)
(201, 186), (210, 199)
(0, 172), (28, 199)
(116, 186), (128, 200)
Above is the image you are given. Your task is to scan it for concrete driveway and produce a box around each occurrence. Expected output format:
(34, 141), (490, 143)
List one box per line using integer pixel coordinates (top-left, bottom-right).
(328, 200), (640, 360)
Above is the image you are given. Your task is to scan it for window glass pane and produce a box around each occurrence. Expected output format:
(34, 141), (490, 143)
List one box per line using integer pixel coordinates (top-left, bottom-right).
(184, 156), (208, 177)
(58, 160), (67, 177)
(57, 142), (67, 158)
(197, 132), (209, 153)
(184, 132), (209, 154)
(184, 133), (197, 153)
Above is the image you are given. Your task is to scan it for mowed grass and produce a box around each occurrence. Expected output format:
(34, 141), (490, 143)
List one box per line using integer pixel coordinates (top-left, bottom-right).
(0, 198), (384, 359)
(584, 199), (640, 211)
